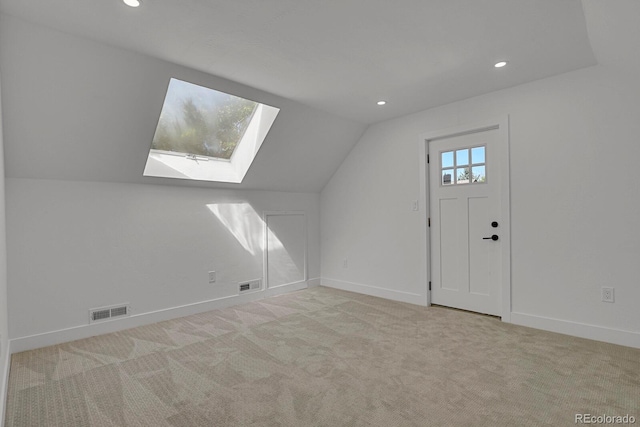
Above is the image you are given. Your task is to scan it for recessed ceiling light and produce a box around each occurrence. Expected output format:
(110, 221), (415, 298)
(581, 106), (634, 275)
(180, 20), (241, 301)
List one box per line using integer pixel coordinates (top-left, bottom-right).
(494, 61), (508, 68)
(377, 100), (387, 106)
(123, 0), (141, 7)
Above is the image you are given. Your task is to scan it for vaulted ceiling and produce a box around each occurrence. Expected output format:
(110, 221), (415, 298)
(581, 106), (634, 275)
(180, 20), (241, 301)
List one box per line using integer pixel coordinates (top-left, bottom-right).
(1, 0), (597, 124)
(1, 1), (636, 192)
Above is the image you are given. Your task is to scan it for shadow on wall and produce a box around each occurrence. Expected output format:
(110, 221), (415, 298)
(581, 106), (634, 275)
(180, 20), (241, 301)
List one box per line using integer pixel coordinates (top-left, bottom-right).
(206, 203), (305, 288)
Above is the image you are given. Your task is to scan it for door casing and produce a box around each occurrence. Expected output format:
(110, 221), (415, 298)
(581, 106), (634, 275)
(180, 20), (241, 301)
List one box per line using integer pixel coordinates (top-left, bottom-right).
(418, 116), (511, 322)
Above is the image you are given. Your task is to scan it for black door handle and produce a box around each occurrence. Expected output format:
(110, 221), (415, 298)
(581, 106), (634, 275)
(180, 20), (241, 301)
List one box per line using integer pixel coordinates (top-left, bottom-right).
(483, 235), (499, 241)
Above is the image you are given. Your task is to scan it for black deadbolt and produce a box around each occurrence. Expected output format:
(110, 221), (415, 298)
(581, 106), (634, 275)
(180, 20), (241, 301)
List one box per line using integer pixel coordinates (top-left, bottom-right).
(491, 221), (499, 228)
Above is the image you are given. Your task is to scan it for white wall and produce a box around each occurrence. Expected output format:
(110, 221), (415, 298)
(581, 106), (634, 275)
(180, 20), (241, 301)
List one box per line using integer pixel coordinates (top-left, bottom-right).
(321, 64), (640, 347)
(0, 13), (339, 353)
(0, 14), (365, 193)
(0, 68), (10, 425)
(7, 178), (320, 348)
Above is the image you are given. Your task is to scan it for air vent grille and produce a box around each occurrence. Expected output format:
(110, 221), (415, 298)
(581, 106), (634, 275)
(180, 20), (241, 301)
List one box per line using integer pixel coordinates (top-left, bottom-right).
(89, 304), (130, 323)
(239, 279), (261, 293)
(111, 306), (128, 317)
(92, 309), (111, 321)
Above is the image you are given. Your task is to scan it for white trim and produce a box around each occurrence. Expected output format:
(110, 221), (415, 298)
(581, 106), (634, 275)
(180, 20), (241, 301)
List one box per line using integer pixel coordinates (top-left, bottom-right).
(307, 277), (321, 287)
(267, 280), (306, 290)
(497, 116), (512, 322)
(263, 211), (308, 290)
(1, 339), (10, 427)
(9, 281), (307, 354)
(510, 312), (640, 349)
(321, 278), (426, 306)
(418, 133), (431, 307)
(418, 116), (512, 322)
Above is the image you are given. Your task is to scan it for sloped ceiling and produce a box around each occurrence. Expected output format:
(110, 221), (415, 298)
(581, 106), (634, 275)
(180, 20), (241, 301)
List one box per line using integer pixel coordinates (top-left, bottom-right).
(1, 0), (621, 192)
(0, 0), (596, 124)
(582, 0), (640, 73)
(0, 15), (365, 192)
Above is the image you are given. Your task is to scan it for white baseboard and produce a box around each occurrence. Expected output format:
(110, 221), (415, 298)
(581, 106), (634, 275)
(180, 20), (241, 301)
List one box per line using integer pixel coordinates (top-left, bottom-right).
(511, 312), (640, 349)
(1, 339), (11, 427)
(307, 277), (321, 287)
(10, 281), (308, 354)
(321, 277), (426, 306)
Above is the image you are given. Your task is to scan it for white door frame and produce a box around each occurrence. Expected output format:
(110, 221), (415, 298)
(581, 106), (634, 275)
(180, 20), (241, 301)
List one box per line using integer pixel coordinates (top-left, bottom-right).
(418, 116), (511, 322)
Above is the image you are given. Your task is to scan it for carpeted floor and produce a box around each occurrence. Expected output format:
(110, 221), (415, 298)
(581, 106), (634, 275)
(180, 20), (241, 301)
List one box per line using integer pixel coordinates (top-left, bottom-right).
(4, 286), (639, 426)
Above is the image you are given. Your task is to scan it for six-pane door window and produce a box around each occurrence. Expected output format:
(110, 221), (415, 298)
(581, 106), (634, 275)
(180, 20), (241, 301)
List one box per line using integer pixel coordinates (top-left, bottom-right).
(441, 145), (486, 185)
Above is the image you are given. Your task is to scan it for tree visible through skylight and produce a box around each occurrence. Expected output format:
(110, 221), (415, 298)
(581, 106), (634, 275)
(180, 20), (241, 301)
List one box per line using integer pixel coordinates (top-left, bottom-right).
(144, 78), (280, 183)
(151, 79), (258, 160)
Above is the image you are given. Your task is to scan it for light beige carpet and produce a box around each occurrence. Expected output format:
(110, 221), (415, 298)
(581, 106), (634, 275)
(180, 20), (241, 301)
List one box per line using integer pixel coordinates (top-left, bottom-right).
(5, 287), (639, 426)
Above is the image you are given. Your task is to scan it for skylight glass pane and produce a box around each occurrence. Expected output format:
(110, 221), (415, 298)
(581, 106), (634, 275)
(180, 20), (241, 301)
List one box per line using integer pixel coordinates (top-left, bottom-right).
(151, 79), (258, 160)
(143, 78), (280, 184)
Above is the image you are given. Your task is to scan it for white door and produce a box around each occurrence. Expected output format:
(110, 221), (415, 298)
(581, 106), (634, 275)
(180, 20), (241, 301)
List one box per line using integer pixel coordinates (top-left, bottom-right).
(264, 212), (307, 289)
(429, 128), (503, 316)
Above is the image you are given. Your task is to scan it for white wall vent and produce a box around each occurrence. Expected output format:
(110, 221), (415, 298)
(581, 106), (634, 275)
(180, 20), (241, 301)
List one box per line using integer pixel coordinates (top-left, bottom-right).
(89, 304), (130, 324)
(239, 279), (261, 293)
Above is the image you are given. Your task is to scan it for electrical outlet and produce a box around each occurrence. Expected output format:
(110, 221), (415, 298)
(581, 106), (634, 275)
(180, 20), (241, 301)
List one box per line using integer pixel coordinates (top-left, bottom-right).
(342, 258), (348, 268)
(601, 287), (614, 303)
(209, 271), (216, 283)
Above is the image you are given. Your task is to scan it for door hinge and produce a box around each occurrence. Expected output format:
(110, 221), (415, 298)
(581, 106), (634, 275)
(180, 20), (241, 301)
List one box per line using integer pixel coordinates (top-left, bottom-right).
(427, 154), (430, 163)
(429, 281), (432, 291)
(428, 218), (431, 227)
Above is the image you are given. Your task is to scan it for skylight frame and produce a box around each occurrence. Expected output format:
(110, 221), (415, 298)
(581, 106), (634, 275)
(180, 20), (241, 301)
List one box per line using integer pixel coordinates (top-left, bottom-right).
(143, 78), (280, 184)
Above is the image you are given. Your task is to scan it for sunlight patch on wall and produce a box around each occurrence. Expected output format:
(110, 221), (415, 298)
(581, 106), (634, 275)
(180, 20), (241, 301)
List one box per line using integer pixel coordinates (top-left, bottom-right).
(207, 203), (265, 256)
(206, 204), (305, 288)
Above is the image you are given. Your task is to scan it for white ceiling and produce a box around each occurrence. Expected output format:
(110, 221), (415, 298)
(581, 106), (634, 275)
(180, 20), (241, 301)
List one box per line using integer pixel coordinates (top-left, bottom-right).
(581, 0), (640, 73)
(0, 0), (597, 124)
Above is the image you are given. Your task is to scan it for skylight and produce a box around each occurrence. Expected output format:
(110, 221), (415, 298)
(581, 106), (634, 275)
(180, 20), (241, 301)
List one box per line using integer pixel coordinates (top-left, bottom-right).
(143, 78), (279, 183)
